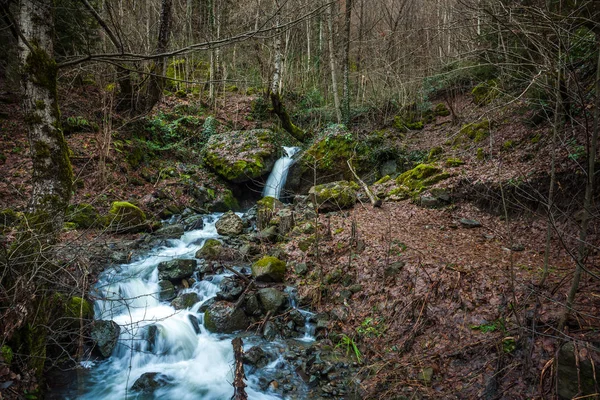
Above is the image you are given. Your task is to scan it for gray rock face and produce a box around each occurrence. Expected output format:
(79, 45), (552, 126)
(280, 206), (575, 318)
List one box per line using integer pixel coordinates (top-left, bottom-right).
(171, 292), (199, 310)
(420, 196), (440, 208)
(158, 258), (196, 281)
(215, 211), (244, 236)
(557, 342), (600, 399)
(158, 280), (176, 301)
(91, 320), (120, 357)
(217, 276), (244, 301)
(131, 372), (171, 394)
(459, 218), (482, 228)
(182, 215), (204, 231)
(258, 288), (285, 313)
(204, 301), (249, 333)
(243, 346), (270, 368)
(154, 224), (184, 239)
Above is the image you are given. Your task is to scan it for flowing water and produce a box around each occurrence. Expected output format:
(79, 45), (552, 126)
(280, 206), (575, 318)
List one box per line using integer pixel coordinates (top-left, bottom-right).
(56, 152), (314, 399)
(64, 215), (282, 400)
(262, 147), (300, 199)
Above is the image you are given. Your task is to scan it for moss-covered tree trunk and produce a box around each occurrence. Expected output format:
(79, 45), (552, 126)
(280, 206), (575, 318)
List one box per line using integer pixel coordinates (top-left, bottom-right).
(9, 0), (73, 379)
(19, 0), (72, 233)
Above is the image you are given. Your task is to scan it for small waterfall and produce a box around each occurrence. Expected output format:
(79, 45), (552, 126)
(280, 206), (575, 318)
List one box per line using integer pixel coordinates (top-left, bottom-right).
(262, 146), (300, 199)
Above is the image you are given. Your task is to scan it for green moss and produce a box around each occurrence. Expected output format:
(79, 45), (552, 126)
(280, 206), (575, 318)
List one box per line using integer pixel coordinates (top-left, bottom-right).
(196, 238), (223, 260)
(458, 120), (490, 143)
(530, 134), (541, 144)
(310, 180), (359, 210)
(252, 256), (287, 282)
(67, 203), (100, 228)
(434, 103), (450, 116)
(374, 175), (391, 185)
(445, 157), (465, 167)
(222, 189), (240, 210)
(64, 296), (93, 319)
(392, 163), (450, 197)
(472, 80), (499, 105)
(1, 345), (13, 364)
(106, 201), (147, 233)
(63, 222), (77, 231)
(502, 140), (515, 150)
(394, 115), (424, 131)
(0, 208), (19, 227)
(257, 196), (277, 209)
(427, 146), (444, 161)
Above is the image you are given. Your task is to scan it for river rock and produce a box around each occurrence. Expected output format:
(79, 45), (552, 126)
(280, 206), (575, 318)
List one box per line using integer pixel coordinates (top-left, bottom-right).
(252, 256), (286, 282)
(308, 181), (359, 211)
(158, 280), (176, 301)
(243, 346), (270, 368)
(182, 214), (204, 231)
(204, 301), (249, 333)
(217, 276), (244, 301)
(257, 288), (285, 313)
(158, 259), (196, 281)
(153, 224), (184, 239)
(171, 292), (199, 310)
(195, 239), (223, 260)
(243, 293), (262, 316)
(91, 320), (120, 357)
(131, 372), (171, 395)
(557, 342), (600, 399)
(215, 211), (244, 236)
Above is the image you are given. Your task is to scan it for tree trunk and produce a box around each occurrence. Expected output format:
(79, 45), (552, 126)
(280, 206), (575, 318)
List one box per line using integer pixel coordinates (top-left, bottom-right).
(147, 0), (173, 111)
(342, 0), (352, 125)
(327, 2), (342, 123)
(271, 4), (282, 95)
(19, 0), (73, 234)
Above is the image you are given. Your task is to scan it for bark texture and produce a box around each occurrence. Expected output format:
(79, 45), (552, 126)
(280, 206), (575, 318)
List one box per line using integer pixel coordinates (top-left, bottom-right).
(19, 0), (73, 233)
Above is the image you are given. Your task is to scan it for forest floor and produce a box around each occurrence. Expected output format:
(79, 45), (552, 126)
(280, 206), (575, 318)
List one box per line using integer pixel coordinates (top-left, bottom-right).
(1, 83), (599, 399)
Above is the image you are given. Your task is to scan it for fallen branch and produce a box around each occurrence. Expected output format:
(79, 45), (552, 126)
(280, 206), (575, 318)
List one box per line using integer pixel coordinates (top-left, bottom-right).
(347, 159), (381, 207)
(231, 337), (248, 400)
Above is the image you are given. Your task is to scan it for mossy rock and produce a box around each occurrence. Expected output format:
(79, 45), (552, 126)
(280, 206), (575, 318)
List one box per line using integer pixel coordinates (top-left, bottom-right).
(195, 238), (223, 260)
(294, 125), (374, 190)
(445, 157), (465, 167)
(203, 129), (282, 183)
(308, 180), (359, 211)
(106, 201), (147, 233)
(252, 256), (286, 282)
(257, 196), (284, 230)
(472, 80), (500, 105)
(67, 203), (100, 228)
(374, 175), (391, 185)
(209, 189), (240, 212)
(394, 164), (450, 195)
(455, 120), (490, 144)
(427, 147), (444, 162)
(64, 296), (93, 320)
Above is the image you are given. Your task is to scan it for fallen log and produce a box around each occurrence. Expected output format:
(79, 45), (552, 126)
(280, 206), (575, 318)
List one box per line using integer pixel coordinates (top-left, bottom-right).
(231, 337), (248, 400)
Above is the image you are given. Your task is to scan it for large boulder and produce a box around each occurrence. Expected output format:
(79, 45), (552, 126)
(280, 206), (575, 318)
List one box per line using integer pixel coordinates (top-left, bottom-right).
(308, 180), (359, 211)
(217, 276), (244, 301)
(106, 201), (147, 233)
(203, 129), (280, 183)
(157, 258), (196, 281)
(287, 124), (375, 193)
(215, 211), (244, 236)
(251, 256), (286, 282)
(91, 320), (120, 357)
(204, 301), (249, 333)
(171, 292), (199, 310)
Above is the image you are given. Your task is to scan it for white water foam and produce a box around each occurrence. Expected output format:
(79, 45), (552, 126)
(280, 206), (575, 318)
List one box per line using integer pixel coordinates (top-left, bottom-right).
(262, 146), (300, 199)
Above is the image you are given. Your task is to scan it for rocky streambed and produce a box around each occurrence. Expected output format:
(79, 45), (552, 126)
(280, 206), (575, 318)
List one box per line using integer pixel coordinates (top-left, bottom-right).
(49, 208), (361, 400)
